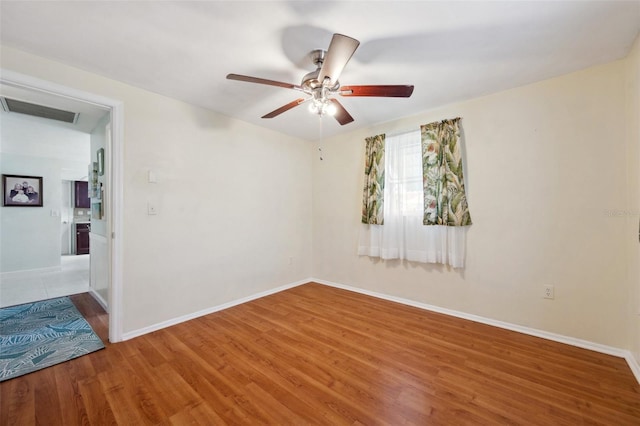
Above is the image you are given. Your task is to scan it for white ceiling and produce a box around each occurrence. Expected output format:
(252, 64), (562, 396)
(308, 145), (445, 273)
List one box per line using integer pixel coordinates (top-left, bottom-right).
(1, 1), (638, 141)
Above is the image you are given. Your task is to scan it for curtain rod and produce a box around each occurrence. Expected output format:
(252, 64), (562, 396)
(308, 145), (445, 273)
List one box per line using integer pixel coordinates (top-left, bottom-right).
(383, 117), (462, 139)
(385, 128), (421, 138)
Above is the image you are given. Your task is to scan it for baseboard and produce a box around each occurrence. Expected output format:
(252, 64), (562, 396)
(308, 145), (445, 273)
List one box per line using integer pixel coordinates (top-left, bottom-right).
(121, 278), (309, 341)
(119, 276), (640, 385)
(625, 351), (640, 385)
(1, 265), (61, 279)
(89, 289), (108, 313)
(312, 278), (640, 383)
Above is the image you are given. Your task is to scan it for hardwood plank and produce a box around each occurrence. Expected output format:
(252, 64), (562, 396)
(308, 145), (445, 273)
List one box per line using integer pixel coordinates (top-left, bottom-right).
(32, 367), (62, 426)
(51, 354), (92, 425)
(69, 293), (109, 343)
(98, 367), (152, 425)
(0, 372), (35, 425)
(213, 320), (373, 424)
(1, 286), (638, 424)
(77, 376), (118, 425)
(168, 401), (226, 425)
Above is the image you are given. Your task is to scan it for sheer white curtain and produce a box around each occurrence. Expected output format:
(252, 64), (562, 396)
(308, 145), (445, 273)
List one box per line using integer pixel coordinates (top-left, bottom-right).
(357, 130), (468, 268)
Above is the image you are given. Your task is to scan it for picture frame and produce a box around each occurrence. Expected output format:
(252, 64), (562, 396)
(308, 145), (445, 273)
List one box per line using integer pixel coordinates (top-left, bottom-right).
(97, 148), (105, 176)
(2, 174), (43, 207)
(89, 162), (98, 198)
(92, 201), (102, 220)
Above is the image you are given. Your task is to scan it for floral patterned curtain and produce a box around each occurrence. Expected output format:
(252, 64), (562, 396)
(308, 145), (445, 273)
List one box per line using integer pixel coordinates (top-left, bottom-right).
(361, 134), (385, 225)
(421, 118), (472, 226)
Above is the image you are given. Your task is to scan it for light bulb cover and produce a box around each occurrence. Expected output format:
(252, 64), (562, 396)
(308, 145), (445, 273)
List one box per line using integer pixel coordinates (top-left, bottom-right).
(325, 102), (337, 116)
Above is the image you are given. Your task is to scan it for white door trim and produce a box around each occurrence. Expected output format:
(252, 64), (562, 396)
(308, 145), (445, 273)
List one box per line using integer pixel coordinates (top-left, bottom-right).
(1, 69), (124, 342)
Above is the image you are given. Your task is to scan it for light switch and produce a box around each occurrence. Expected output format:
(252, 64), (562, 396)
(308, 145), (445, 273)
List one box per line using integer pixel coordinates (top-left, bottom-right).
(148, 170), (157, 183)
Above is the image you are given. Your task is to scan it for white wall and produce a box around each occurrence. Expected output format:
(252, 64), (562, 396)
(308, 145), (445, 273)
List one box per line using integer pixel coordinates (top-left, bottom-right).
(0, 112), (89, 272)
(625, 35), (640, 363)
(0, 45), (313, 333)
(313, 59), (632, 349)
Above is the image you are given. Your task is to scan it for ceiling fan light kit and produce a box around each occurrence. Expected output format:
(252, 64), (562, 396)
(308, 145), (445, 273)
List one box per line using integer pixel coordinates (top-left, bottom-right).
(309, 97), (337, 116)
(226, 33), (414, 126)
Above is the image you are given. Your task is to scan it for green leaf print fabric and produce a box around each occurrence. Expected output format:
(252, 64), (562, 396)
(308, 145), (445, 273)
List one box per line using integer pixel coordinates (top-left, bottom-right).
(362, 134), (385, 225)
(421, 118), (472, 226)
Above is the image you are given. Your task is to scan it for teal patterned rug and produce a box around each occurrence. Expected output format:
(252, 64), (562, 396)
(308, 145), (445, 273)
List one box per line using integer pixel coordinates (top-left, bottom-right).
(0, 296), (104, 382)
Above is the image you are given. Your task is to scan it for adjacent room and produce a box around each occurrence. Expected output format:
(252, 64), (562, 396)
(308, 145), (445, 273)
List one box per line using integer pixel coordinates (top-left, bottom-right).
(0, 89), (111, 310)
(1, 1), (639, 424)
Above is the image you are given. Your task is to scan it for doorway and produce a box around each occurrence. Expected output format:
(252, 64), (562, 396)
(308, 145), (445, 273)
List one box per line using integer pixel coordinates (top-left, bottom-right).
(0, 70), (123, 342)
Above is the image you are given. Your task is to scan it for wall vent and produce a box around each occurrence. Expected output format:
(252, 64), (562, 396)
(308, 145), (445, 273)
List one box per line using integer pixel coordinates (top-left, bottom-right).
(0, 97), (79, 124)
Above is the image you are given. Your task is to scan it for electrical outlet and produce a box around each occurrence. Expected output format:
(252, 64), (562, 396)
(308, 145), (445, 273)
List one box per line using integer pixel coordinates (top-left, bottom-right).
(543, 285), (554, 299)
(147, 202), (158, 215)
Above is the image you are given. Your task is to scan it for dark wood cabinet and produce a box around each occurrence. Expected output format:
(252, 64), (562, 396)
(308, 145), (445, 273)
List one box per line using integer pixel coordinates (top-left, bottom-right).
(74, 181), (90, 208)
(76, 223), (90, 255)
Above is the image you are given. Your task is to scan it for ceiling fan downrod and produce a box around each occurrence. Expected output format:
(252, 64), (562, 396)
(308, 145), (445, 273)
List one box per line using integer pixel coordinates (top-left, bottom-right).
(303, 50), (340, 116)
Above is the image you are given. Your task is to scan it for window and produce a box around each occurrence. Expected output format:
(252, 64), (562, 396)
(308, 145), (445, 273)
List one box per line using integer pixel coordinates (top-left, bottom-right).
(385, 130), (423, 218)
(358, 127), (470, 268)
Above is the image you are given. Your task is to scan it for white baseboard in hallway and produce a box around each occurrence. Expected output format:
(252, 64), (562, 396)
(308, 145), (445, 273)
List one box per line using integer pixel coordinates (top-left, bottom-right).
(0, 255), (90, 308)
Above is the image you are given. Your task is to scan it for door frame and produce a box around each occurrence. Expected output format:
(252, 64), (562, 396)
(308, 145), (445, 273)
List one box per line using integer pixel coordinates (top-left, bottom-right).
(1, 69), (124, 342)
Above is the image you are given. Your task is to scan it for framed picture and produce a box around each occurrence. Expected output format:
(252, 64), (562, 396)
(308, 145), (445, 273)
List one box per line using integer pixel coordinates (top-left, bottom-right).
(92, 201), (102, 220)
(2, 174), (43, 207)
(97, 148), (105, 176)
(89, 162), (98, 198)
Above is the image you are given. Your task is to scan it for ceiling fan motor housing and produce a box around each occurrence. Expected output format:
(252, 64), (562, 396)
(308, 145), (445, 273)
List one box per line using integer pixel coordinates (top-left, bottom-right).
(301, 49), (340, 92)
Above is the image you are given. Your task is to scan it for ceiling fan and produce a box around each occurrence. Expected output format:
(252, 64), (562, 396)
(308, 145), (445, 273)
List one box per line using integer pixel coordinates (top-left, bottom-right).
(227, 33), (414, 126)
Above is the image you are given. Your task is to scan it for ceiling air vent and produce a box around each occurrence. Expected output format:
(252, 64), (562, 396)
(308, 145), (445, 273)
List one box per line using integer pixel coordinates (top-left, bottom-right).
(0, 97), (79, 124)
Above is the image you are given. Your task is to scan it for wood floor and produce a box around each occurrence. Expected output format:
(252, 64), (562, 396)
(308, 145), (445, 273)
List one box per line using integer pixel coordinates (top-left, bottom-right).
(2, 283), (639, 425)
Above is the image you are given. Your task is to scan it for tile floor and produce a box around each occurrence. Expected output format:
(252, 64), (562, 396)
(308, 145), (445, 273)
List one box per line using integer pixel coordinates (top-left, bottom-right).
(0, 255), (90, 308)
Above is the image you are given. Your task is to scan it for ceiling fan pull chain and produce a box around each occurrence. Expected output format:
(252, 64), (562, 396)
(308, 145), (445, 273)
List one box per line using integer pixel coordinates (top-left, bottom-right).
(318, 115), (324, 161)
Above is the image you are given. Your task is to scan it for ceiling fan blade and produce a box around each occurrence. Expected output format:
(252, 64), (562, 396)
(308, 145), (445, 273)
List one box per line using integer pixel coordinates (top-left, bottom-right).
(318, 34), (360, 86)
(227, 74), (302, 91)
(340, 85), (415, 97)
(262, 98), (307, 119)
(329, 99), (354, 125)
